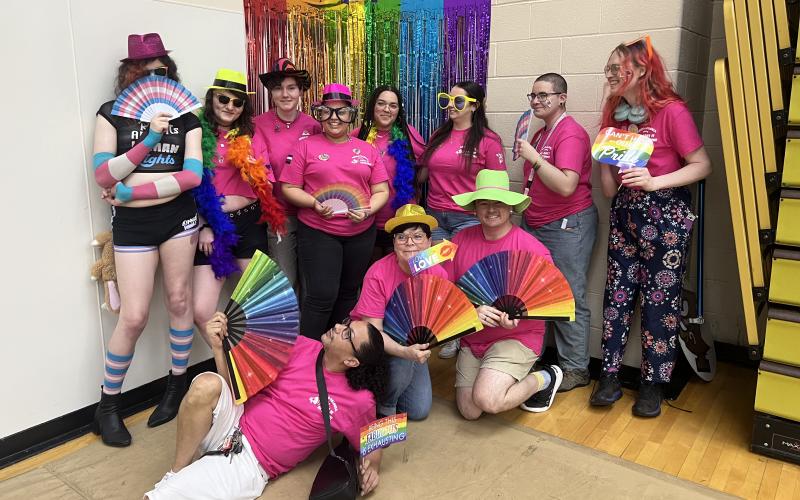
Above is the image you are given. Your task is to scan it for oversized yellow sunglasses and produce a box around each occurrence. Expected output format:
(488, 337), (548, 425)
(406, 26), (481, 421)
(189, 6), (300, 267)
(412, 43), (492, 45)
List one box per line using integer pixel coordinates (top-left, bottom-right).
(437, 92), (477, 111)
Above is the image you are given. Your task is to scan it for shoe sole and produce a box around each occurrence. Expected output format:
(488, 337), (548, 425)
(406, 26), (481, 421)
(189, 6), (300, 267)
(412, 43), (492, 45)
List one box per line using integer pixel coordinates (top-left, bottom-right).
(589, 389), (623, 407)
(632, 406), (661, 418)
(557, 379), (591, 393)
(519, 366), (563, 413)
(92, 422), (132, 447)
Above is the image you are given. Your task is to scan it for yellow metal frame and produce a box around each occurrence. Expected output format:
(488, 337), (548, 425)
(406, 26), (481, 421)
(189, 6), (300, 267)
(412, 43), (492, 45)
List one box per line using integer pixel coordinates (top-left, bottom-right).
(773, 0), (791, 52)
(755, 368), (800, 422)
(783, 135), (800, 187)
(776, 196), (800, 247)
(714, 58), (761, 346)
(770, 252), (800, 307)
(791, 74), (800, 125)
(760, 0), (785, 110)
(764, 310), (800, 367)
(745, 0), (778, 174)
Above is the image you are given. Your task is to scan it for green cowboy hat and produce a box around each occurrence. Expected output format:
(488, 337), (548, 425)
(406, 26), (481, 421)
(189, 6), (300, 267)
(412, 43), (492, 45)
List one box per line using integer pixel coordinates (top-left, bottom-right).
(451, 169), (531, 214)
(207, 68), (254, 95)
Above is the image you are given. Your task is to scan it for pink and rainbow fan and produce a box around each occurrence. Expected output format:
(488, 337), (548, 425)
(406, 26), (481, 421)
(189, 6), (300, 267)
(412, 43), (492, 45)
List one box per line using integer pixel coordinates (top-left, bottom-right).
(313, 183), (370, 215)
(111, 75), (201, 123)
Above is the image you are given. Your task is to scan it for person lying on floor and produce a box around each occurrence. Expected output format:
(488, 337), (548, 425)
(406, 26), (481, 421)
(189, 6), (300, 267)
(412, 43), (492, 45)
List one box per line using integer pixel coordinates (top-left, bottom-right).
(145, 312), (388, 500)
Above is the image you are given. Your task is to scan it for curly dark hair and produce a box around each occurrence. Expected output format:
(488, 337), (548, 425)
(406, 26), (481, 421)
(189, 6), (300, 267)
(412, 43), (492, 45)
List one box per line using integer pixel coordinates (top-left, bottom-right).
(115, 56), (180, 95)
(345, 323), (388, 404)
(202, 89), (255, 137)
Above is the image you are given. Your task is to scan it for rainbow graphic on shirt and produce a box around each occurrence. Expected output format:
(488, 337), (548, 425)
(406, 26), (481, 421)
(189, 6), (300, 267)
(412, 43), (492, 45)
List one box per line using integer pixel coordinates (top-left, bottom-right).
(408, 240), (458, 276)
(313, 183), (370, 215)
(591, 127), (654, 171)
(360, 413), (408, 457)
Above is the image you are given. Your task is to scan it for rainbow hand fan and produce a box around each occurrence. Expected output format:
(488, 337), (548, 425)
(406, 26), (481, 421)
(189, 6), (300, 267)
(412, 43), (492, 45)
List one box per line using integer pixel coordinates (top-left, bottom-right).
(223, 250), (299, 404)
(111, 75), (201, 123)
(313, 183), (370, 215)
(383, 275), (483, 347)
(456, 250), (575, 321)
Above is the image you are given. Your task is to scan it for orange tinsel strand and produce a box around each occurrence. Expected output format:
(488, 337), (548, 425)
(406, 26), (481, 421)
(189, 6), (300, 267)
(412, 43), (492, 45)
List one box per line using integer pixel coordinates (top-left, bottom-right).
(227, 135), (287, 235)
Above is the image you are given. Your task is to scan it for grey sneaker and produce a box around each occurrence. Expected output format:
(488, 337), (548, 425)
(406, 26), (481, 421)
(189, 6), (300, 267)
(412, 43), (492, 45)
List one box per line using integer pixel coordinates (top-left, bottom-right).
(557, 369), (591, 392)
(438, 339), (460, 359)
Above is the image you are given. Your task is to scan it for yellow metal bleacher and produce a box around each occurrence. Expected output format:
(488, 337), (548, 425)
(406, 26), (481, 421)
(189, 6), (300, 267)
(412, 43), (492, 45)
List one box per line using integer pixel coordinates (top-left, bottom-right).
(717, 0), (800, 465)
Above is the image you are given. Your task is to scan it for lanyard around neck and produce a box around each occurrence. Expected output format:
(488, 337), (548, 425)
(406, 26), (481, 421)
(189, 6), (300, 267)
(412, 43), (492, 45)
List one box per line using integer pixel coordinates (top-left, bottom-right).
(525, 112), (568, 196)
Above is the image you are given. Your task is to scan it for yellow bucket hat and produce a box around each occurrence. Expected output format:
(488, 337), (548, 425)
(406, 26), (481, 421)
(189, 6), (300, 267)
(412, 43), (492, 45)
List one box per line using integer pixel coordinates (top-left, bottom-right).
(384, 204), (439, 234)
(451, 169), (531, 214)
(207, 68), (254, 95)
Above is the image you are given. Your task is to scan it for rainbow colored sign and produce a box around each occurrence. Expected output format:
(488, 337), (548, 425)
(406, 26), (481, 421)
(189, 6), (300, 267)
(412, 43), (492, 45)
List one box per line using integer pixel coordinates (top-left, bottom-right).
(591, 127), (654, 170)
(360, 413), (408, 457)
(409, 240), (458, 276)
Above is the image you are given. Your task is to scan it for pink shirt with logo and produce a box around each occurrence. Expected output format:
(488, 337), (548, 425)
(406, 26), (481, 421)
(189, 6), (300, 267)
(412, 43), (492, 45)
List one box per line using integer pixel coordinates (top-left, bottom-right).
(210, 130), (276, 199)
(253, 110), (322, 215)
(279, 135), (389, 236)
(351, 126), (426, 229)
(523, 115), (593, 228)
(611, 100), (704, 180)
(350, 252), (448, 320)
(240, 336), (375, 479)
(444, 225), (552, 359)
(425, 129), (506, 213)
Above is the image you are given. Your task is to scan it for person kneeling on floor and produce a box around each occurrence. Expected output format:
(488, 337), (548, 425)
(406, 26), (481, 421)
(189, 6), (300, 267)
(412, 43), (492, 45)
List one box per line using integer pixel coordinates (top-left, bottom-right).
(145, 312), (388, 500)
(444, 170), (564, 420)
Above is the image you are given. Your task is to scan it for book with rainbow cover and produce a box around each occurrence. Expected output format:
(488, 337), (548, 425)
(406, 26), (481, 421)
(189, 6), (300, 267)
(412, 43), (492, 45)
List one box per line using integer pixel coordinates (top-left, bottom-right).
(360, 413), (408, 457)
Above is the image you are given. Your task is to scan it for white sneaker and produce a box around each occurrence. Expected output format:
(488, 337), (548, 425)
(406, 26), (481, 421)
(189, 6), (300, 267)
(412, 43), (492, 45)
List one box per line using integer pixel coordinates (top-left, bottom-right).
(438, 339), (459, 359)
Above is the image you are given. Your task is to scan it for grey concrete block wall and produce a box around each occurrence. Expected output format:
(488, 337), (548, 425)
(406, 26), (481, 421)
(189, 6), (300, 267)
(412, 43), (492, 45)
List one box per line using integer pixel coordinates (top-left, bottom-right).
(484, 0), (746, 352)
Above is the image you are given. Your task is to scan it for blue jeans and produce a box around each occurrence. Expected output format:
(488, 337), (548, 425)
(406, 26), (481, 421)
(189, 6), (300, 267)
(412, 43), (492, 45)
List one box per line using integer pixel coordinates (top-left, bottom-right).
(523, 204), (598, 371)
(378, 355), (432, 420)
(427, 208), (479, 241)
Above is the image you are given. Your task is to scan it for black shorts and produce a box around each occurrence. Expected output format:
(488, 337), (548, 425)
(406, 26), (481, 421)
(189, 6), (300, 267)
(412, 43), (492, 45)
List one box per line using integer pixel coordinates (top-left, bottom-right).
(194, 201), (268, 266)
(112, 192), (198, 248)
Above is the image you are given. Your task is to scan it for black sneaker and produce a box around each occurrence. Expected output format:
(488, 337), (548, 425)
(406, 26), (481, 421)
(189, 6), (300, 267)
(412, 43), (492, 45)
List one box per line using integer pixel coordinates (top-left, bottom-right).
(632, 382), (663, 418)
(520, 365), (563, 413)
(589, 374), (622, 406)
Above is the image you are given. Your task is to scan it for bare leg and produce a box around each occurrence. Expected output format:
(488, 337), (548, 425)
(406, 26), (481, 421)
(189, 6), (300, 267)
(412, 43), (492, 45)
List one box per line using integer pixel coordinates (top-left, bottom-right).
(160, 233), (198, 331)
(171, 373), (222, 472)
(471, 368), (543, 414)
(192, 265), (227, 347)
(456, 387), (483, 420)
(107, 250), (160, 360)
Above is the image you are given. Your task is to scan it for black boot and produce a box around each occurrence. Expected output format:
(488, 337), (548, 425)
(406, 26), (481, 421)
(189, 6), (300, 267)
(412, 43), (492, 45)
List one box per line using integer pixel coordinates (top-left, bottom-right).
(147, 371), (188, 428)
(589, 374), (623, 406)
(93, 390), (131, 447)
(632, 382), (662, 418)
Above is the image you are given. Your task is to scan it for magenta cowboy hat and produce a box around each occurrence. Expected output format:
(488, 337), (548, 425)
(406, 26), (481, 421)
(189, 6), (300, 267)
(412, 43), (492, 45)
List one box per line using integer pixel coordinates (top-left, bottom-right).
(313, 83), (359, 106)
(121, 33), (171, 62)
(258, 58), (311, 90)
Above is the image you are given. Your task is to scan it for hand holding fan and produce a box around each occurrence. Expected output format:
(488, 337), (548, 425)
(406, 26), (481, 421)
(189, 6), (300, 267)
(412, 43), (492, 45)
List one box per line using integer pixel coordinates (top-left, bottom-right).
(223, 250), (299, 404)
(456, 250), (575, 321)
(591, 127), (654, 172)
(112, 75), (201, 123)
(313, 183), (370, 215)
(511, 109), (533, 161)
(383, 275), (483, 347)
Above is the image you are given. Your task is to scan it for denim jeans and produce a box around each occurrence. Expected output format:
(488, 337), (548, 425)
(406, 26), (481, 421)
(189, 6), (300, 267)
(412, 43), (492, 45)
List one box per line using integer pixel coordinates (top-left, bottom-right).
(523, 204), (598, 371)
(378, 355), (432, 420)
(427, 208), (480, 241)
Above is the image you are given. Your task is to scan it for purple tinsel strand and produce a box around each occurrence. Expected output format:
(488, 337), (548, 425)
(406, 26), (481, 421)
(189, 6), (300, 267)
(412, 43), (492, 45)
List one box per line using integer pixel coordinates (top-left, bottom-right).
(193, 170), (240, 279)
(388, 125), (415, 209)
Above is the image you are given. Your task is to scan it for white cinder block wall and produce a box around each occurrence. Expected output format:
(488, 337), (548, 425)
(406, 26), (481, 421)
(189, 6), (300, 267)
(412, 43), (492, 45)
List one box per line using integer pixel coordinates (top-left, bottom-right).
(485, 0), (745, 367)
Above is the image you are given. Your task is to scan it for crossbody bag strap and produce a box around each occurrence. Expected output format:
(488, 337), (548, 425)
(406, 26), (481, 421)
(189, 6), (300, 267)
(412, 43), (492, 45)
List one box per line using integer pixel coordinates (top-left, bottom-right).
(315, 350), (336, 456)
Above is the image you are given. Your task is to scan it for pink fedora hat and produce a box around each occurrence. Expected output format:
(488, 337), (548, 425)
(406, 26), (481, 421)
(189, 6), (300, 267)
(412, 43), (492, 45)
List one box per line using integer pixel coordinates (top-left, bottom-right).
(313, 83), (359, 106)
(121, 33), (171, 62)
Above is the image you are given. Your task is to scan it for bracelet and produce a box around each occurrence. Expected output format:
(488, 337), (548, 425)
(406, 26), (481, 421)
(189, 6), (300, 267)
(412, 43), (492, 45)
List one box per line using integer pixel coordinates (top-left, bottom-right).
(533, 160), (541, 172)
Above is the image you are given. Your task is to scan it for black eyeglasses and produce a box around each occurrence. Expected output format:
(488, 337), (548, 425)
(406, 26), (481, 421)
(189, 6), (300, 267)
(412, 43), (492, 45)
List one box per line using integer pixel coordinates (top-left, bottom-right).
(394, 232), (427, 244)
(216, 94), (245, 108)
(149, 67), (169, 77)
(313, 105), (357, 123)
(526, 92), (562, 102)
(340, 317), (359, 356)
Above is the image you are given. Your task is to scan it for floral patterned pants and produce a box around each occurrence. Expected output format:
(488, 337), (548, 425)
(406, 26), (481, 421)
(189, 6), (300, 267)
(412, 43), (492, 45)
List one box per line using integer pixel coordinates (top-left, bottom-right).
(601, 187), (696, 383)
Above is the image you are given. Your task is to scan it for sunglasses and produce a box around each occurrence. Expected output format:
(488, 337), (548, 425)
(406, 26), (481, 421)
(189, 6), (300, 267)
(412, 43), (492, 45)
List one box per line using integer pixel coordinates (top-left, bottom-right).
(437, 92), (477, 111)
(312, 105), (357, 123)
(149, 67), (169, 77)
(216, 94), (245, 108)
(625, 35), (653, 59)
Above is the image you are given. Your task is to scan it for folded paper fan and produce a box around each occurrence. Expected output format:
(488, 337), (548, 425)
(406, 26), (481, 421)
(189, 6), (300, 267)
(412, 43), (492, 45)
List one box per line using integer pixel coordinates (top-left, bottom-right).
(456, 250), (575, 321)
(511, 109), (532, 160)
(223, 250), (299, 404)
(313, 183), (370, 215)
(111, 75), (201, 123)
(383, 275), (483, 347)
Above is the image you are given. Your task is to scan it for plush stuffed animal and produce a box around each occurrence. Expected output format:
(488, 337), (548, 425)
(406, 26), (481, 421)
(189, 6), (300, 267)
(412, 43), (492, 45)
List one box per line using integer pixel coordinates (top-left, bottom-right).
(90, 231), (120, 313)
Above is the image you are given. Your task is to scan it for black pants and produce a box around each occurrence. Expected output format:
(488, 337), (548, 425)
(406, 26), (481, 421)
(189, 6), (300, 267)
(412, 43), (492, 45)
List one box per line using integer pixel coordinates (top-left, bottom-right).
(297, 221), (376, 339)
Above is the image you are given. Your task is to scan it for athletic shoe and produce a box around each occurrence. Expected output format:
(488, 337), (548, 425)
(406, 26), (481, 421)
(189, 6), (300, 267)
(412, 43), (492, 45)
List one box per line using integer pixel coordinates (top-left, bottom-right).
(520, 365), (563, 413)
(589, 374), (623, 406)
(632, 382), (663, 418)
(438, 339), (459, 359)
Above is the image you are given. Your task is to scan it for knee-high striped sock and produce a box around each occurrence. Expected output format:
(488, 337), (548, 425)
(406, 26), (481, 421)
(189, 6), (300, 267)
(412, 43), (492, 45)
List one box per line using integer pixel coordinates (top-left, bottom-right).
(103, 351), (134, 395)
(169, 327), (193, 375)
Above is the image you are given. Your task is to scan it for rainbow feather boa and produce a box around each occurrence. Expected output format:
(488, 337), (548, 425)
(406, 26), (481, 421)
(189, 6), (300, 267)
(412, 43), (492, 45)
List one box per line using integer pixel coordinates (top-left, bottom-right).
(367, 125), (415, 210)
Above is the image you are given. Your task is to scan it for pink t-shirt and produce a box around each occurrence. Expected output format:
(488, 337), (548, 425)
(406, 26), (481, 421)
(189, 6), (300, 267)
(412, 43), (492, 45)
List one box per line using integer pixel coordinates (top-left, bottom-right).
(240, 336), (376, 478)
(444, 225), (552, 359)
(253, 110), (322, 215)
(425, 129), (506, 212)
(279, 135), (389, 236)
(350, 252), (448, 320)
(611, 100), (704, 179)
(523, 115), (593, 228)
(351, 126), (426, 229)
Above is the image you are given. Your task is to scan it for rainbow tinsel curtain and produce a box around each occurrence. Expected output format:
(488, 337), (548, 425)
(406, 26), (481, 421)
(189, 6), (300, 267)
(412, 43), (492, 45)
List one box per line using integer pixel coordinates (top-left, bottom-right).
(243, 0), (492, 138)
